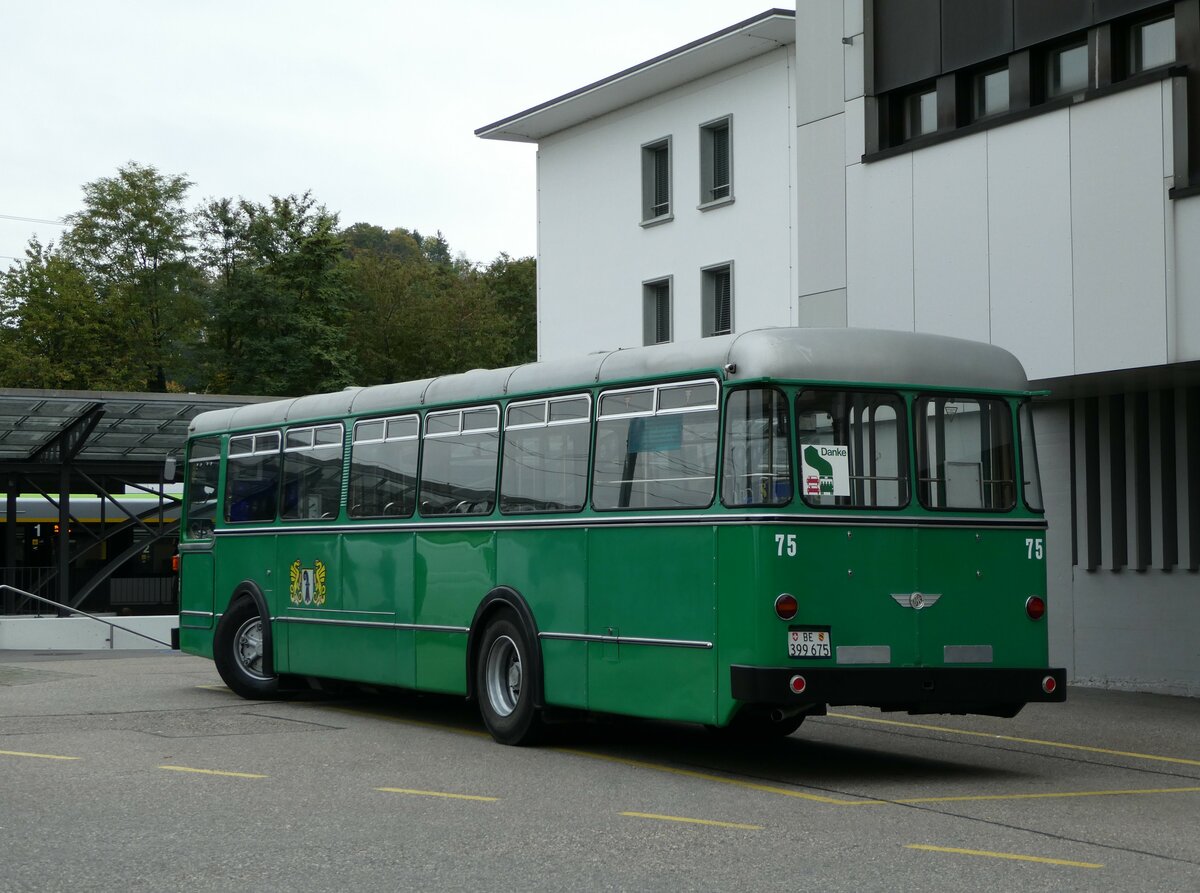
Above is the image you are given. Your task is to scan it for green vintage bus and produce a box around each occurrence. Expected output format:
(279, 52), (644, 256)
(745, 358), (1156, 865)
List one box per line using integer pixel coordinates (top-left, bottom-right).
(178, 327), (1064, 745)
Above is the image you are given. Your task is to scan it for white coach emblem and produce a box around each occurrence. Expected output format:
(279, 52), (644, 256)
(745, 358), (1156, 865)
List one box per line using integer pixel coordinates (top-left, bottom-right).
(891, 592), (941, 610)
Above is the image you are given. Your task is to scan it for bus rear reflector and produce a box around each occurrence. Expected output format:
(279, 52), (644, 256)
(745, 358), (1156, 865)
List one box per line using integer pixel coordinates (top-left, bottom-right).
(775, 593), (798, 620)
(789, 674), (807, 694)
(1025, 595), (1046, 621)
(1042, 675), (1057, 694)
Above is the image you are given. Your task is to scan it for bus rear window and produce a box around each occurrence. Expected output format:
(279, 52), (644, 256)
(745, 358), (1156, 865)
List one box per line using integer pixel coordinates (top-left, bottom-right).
(917, 396), (1015, 511)
(796, 390), (908, 508)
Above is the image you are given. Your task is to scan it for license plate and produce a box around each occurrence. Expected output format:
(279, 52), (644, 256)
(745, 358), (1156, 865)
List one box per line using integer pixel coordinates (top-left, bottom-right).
(788, 629), (831, 659)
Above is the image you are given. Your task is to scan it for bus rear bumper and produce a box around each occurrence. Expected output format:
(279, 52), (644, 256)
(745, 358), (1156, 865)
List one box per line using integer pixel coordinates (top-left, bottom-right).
(730, 664), (1067, 718)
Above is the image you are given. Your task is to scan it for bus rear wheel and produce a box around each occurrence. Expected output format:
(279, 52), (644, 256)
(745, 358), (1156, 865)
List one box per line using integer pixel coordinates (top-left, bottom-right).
(214, 598), (281, 700)
(476, 614), (542, 746)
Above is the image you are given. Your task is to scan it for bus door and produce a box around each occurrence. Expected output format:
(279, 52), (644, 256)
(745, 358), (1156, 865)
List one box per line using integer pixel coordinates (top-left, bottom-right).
(587, 380), (722, 724)
(179, 438), (220, 632)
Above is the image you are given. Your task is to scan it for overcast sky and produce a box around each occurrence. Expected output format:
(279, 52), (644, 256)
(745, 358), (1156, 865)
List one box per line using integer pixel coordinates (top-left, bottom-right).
(0, 1), (784, 268)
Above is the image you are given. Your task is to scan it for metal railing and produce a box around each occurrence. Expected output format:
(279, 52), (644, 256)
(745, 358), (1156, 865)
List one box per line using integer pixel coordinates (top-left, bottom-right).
(0, 584), (174, 649)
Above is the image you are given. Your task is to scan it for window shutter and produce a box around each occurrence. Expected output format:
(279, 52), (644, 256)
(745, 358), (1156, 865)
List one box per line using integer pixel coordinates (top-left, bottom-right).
(653, 145), (670, 215)
(654, 283), (670, 343)
(715, 269), (731, 335)
(712, 124), (730, 198)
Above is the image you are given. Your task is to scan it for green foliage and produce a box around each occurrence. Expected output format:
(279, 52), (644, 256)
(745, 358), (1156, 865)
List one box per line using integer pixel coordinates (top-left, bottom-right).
(62, 162), (202, 391)
(0, 161), (538, 398)
(0, 240), (142, 389)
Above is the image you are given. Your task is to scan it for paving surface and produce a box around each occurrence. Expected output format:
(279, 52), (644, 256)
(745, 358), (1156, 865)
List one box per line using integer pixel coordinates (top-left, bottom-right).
(1, 649), (1198, 892)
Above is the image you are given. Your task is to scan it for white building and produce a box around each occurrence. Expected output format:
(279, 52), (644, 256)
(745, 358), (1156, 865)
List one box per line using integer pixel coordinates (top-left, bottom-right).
(478, 3), (1200, 697)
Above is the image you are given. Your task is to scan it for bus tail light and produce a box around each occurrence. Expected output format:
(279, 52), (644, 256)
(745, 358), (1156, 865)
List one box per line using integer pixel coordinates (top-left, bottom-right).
(1042, 675), (1057, 695)
(789, 674), (807, 694)
(1025, 595), (1046, 621)
(775, 593), (798, 620)
(171, 554), (180, 573)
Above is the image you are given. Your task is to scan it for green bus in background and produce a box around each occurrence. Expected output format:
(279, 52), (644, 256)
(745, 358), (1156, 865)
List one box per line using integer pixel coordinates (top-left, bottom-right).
(178, 327), (1065, 745)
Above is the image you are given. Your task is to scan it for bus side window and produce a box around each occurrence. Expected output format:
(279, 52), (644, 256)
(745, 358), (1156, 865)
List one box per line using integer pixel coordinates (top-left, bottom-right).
(348, 415), (419, 518)
(280, 424), (344, 521)
(419, 406), (500, 516)
(721, 388), (792, 507)
(225, 431), (282, 523)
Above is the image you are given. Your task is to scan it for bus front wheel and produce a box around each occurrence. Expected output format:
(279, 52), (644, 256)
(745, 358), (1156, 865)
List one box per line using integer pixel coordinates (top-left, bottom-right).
(214, 598), (281, 700)
(476, 614), (542, 746)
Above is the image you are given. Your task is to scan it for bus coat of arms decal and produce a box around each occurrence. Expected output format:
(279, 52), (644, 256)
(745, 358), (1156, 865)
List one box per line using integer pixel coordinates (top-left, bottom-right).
(289, 559), (327, 606)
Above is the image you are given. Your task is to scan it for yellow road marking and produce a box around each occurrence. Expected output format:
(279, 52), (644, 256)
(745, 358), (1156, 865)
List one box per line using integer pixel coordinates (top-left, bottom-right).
(827, 712), (1200, 767)
(621, 811), (762, 830)
(553, 747), (844, 803)
(0, 749), (79, 761)
(906, 844), (1103, 869)
(865, 786), (1200, 805)
(159, 765), (267, 779)
(377, 787), (498, 802)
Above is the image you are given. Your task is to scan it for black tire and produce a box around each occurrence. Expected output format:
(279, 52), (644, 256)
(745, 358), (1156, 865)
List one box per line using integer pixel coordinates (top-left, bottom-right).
(213, 597), (281, 700)
(475, 613), (542, 746)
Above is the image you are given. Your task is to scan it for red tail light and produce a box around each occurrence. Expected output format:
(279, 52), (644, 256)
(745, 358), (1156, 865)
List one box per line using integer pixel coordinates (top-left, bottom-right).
(775, 593), (798, 620)
(1025, 595), (1046, 621)
(1042, 675), (1057, 694)
(171, 554), (180, 574)
(789, 674), (807, 694)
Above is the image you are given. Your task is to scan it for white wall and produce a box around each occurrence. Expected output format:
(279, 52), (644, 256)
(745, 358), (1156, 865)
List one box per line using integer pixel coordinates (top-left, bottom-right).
(835, 81), (1185, 381)
(536, 46), (797, 360)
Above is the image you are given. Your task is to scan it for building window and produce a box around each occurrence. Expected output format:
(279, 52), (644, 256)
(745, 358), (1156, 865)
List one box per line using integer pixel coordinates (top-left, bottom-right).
(1047, 40), (1089, 97)
(903, 87), (937, 140)
(973, 65), (1009, 119)
(702, 263), (733, 337)
(643, 277), (672, 345)
(641, 137), (671, 224)
(1131, 14), (1174, 73)
(699, 116), (732, 206)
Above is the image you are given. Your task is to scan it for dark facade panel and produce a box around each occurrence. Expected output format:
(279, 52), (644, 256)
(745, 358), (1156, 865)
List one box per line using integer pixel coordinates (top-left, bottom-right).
(1014, 0), (1093, 49)
(942, 0), (1015, 70)
(873, 0), (942, 92)
(1094, 0), (1168, 21)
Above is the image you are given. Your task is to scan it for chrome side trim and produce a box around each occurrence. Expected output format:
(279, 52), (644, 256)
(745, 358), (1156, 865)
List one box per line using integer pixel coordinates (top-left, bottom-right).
(178, 542), (215, 553)
(214, 513), (1048, 536)
(944, 645), (994, 664)
(539, 631), (713, 650)
(274, 615), (468, 634)
(180, 610), (214, 619)
(836, 645), (892, 664)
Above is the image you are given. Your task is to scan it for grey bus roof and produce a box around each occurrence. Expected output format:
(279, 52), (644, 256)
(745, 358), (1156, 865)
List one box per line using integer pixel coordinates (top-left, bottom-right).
(188, 327), (1031, 437)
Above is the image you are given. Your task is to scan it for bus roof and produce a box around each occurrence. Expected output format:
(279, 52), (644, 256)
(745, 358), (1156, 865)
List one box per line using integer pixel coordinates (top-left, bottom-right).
(188, 327), (1031, 436)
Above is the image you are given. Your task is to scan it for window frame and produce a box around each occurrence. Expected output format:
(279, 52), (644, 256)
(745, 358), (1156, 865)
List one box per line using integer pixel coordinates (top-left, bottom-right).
(701, 262), (733, 337)
(347, 413), (420, 519)
(279, 423), (345, 521)
(720, 386), (794, 509)
(914, 394), (1018, 513)
(592, 378), (721, 512)
(418, 404), (501, 517)
(795, 388), (910, 511)
(698, 114), (733, 209)
(972, 63), (1010, 120)
(902, 85), (938, 140)
(1045, 38), (1090, 99)
(640, 136), (673, 226)
(1129, 12), (1175, 74)
(224, 430), (283, 524)
(499, 393), (593, 516)
(642, 276), (672, 345)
